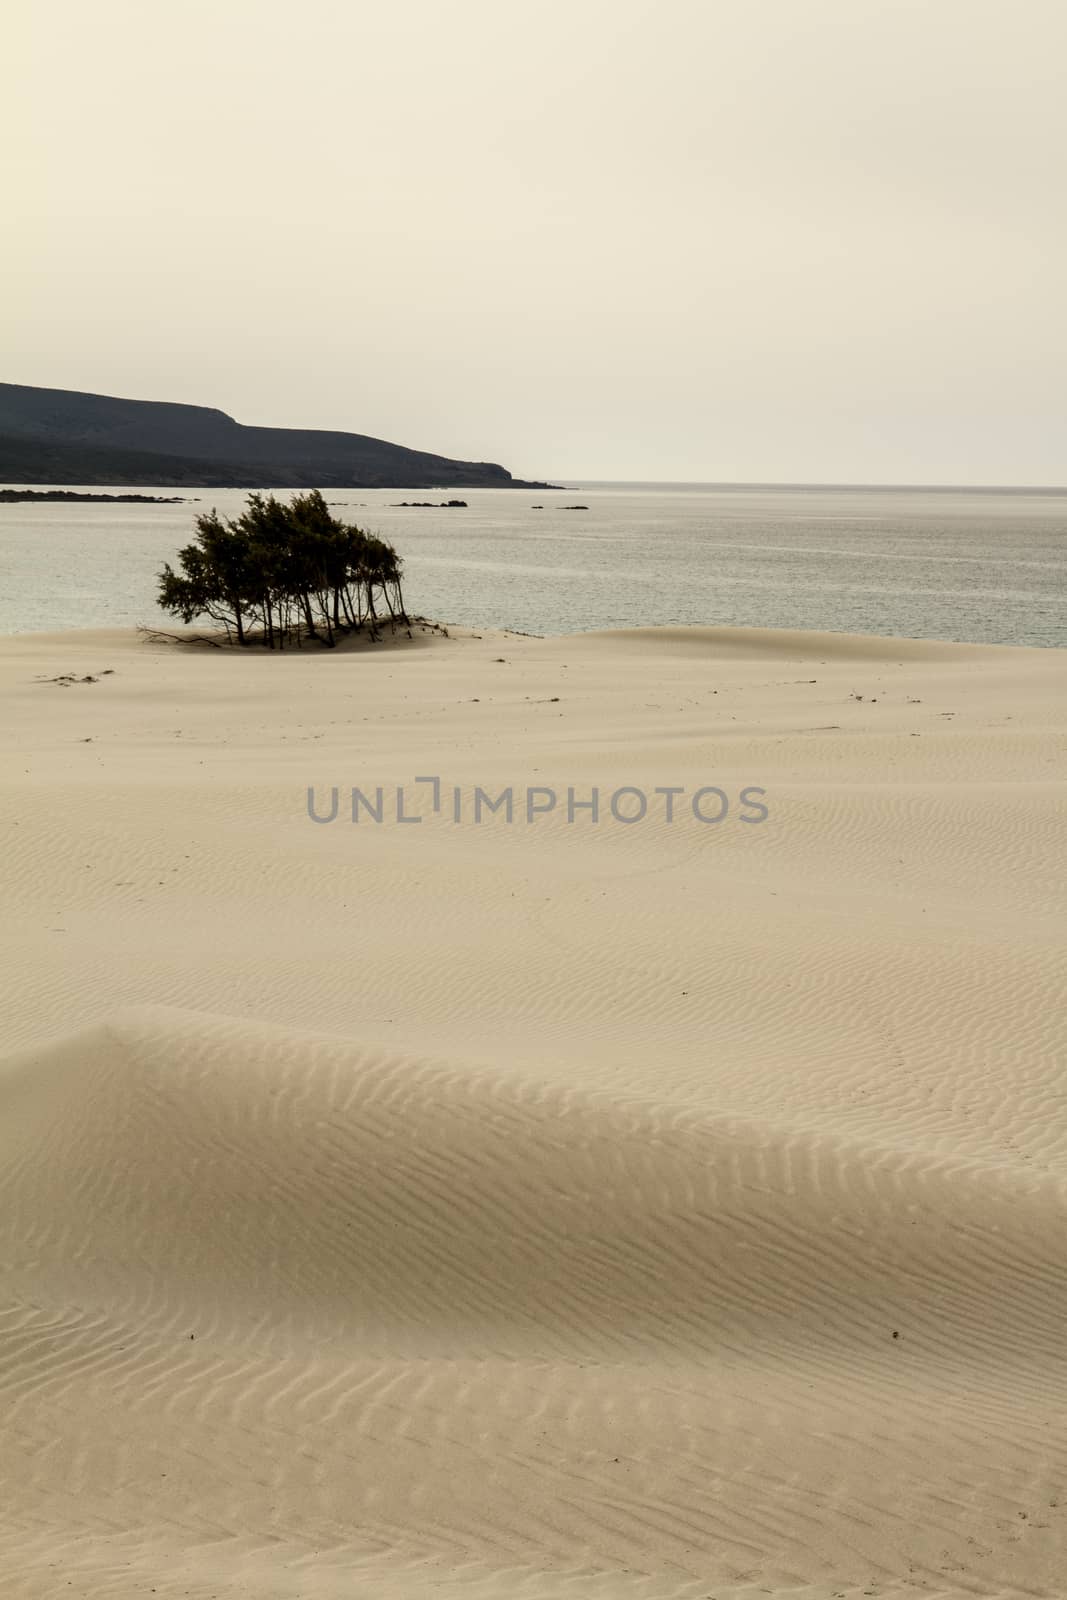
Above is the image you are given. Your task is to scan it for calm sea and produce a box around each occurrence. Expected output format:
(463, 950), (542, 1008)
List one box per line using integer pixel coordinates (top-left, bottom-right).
(1, 482), (1065, 647)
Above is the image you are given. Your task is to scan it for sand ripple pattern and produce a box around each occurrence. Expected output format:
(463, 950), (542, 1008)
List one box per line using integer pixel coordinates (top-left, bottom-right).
(1, 623), (1066, 1598)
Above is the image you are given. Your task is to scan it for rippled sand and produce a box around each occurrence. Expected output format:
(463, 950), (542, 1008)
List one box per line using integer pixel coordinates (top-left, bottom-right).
(2, 622), (1065, 1599)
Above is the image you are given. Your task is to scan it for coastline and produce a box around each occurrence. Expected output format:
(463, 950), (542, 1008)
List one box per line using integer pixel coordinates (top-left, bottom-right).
(2, 616), (1058, 650)
(3, 620), (1066, 1596)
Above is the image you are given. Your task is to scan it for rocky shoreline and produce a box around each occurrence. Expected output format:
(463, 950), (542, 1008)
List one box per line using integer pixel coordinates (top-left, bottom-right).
(0, 489), (188, 505)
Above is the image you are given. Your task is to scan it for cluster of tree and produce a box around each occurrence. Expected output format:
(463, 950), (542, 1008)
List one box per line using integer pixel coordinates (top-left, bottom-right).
(156, 491), (407, 648)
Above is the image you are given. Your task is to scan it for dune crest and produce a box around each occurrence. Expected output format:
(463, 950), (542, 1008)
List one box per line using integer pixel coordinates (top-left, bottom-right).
(559, 624), (1007, 661)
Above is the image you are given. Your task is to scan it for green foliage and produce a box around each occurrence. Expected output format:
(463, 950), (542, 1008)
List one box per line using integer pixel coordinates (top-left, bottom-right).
(156, 492), (407, 648)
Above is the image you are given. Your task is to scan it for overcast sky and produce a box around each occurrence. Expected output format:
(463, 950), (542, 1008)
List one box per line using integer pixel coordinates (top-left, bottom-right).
(7, 0), (1066, 483)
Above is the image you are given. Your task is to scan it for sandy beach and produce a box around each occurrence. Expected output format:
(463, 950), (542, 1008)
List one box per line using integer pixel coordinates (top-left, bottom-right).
(1, 620), (1065, 1600)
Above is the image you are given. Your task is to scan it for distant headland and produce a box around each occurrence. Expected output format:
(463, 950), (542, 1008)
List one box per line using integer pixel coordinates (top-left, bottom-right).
(0, 382), (558, 491)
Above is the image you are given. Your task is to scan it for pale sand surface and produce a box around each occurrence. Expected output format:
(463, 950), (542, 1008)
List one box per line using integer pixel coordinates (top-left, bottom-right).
(1, 622), (1065, 1599)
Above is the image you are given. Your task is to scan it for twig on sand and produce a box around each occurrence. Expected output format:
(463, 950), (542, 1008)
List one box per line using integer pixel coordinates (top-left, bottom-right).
(35, 670), (115, 685)
(137, 626), (223, 648)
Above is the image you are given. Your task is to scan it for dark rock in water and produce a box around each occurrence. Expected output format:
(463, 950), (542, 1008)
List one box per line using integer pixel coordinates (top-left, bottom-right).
(0, 488), (187, 504)
(562, 504), (589, 510)
(391, 499), (468, 508)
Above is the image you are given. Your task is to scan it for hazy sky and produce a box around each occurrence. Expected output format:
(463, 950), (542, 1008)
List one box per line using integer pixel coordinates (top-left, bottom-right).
(7, 0), (1066, 482)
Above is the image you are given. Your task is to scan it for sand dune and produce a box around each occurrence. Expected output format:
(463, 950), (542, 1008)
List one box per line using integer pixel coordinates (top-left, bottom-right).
(559, 625), (1000, 660)
(1, 623), (1066, 1598)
